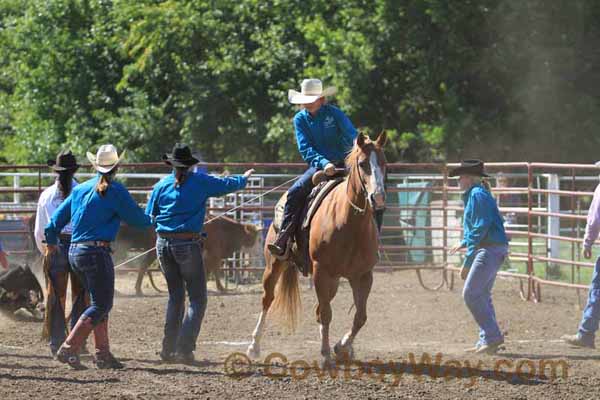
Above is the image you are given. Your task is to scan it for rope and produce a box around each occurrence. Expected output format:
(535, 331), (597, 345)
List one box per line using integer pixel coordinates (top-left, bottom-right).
(113, 175), (300, 270)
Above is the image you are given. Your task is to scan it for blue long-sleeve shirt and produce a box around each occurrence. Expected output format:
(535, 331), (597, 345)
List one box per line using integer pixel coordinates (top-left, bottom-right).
(460, 184), (509, 268)
(294, 104), (358, 170)
(146, 171), (247, 233)
(45, 175), (151, 245)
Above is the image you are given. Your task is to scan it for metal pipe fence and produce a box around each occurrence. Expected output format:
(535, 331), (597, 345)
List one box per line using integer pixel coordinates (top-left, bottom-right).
(0, 161), (598, 300)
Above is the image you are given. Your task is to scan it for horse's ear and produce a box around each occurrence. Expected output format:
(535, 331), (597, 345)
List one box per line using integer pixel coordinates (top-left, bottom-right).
(356, 132), (367, 148)
(375, 130), (388, 147)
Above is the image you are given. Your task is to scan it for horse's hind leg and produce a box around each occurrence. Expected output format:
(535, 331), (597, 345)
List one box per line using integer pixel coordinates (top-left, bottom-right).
(334, 270), (373, 361)
(246, 251), (284, 359)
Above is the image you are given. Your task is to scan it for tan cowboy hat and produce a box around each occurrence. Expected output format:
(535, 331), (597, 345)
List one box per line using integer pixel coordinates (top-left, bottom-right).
(86, 144), (125, 173)
(288, 79), (337, 105)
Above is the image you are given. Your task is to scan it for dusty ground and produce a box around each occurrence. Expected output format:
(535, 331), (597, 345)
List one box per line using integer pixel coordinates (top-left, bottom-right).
(1, 268), (599, 400)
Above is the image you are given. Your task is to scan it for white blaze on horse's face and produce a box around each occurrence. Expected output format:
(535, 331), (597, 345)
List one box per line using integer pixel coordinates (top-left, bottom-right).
(368, 151), (386, 209)
(363, 150), (385, 210)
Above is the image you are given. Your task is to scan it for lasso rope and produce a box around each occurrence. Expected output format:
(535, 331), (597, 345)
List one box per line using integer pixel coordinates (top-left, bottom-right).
(113, 175), (300, 270)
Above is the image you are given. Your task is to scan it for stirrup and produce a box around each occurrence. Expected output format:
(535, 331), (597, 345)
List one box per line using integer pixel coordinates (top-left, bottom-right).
(267, 241), (291, 261)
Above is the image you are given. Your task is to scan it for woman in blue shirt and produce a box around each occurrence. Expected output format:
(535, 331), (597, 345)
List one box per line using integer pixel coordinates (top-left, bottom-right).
(449, 160), (509, 355)
(146, 143), (253, 364)
(45, 144), (152, 369)
(268, 78), (372, 258)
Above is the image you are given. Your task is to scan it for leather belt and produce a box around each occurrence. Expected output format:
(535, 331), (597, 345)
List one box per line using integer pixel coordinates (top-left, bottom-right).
(59, 234), (72, 243)
(157, 232), (202, 240)
(72, 240), (112, 248)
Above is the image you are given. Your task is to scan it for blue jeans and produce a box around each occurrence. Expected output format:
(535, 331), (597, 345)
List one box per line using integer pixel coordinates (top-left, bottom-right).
(462, 245), (508, 345)
(578, 256), (600, 344)
(68, 245), (114, 326)
(156, 237), (207, 355)
(280, 167), (316, 231)
(48, 240), (87, 351)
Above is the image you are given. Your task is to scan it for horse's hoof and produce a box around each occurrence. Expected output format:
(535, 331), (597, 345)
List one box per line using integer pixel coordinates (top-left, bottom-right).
(333, 342), (354, 361)
(246, 344), (260, 359)
(320, 355), (334, 370)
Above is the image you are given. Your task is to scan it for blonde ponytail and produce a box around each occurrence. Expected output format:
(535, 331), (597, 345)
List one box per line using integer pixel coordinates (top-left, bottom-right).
(96, 168), (117, 197)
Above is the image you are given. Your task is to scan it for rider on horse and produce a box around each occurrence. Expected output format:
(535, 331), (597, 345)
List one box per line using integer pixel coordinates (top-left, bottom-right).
(267, 79), (384, 259)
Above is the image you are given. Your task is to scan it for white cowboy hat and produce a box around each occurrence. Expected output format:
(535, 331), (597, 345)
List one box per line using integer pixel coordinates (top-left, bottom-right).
(288, 79), (337, 105)
(86, 144), (125, 173)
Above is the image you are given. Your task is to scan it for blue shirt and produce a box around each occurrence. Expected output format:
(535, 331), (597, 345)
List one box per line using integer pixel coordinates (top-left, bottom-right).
(294, 104), (358, 170)
(460, 184), (509, 268)
(45, 175), (151, 245)
(146, 171), (247, 233)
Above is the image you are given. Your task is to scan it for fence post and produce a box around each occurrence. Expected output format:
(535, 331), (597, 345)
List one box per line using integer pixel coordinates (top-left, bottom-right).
(13, 175), (20, 204)
(547, 173), (561, 277)
(527, 163), (533, 301)
(442, 164), (449, 287)
(442, 166), (448, 256)
(570, 168), (576, 285)
(38, 167), (42, 195)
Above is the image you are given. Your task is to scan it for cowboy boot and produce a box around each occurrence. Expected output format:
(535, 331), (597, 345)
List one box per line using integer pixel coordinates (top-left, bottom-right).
(267, 225), (295, 259)
(474, 338), (505, 355)
(561, 333), (595, 349)
(56, 316), (94, 369)
(93, 318), (124, 369)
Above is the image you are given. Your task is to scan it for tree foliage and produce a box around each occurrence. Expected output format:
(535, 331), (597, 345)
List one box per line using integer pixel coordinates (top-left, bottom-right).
(1, 0), (599, 164)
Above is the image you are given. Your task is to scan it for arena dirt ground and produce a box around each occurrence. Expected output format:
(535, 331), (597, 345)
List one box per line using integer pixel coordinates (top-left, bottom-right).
(1, 268), (599, 399)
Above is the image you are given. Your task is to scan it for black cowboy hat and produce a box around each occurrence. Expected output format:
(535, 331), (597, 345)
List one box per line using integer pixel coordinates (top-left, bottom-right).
(448, 159), (490, 177)
(162, 143), (200, 167)
(47, 149), (79, 172)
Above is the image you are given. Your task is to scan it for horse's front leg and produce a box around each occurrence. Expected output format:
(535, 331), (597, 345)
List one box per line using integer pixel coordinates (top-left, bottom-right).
(314, 268), (338, 368)
(334, 270), (373, 361)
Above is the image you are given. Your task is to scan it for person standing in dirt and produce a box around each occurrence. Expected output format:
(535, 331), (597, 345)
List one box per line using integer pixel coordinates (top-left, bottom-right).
(562, 161), (600, 348)
(146, 143), (254, 364)
(34, 149), (88, 357)
(449, 160), (509, 354)
(45, 144), (152, 369)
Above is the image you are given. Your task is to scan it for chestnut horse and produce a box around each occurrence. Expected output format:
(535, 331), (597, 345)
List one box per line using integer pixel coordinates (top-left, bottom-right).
(246, 132), (387, 366)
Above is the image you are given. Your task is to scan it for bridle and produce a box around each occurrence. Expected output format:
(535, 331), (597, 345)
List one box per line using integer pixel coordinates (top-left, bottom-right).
(346, 156), (370, 215)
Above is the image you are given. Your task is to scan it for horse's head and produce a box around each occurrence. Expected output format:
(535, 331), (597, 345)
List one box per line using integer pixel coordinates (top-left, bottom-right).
(346, 131), (388, 210)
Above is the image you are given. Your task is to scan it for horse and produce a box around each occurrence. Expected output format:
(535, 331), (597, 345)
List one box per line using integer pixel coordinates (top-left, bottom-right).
(246, 131), (387, 367)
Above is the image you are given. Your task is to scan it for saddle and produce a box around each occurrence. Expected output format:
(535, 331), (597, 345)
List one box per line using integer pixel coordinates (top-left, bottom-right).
(273, 172), (345, 276)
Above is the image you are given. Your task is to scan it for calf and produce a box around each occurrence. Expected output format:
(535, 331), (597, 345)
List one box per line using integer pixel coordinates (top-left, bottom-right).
(0, 264), (45, 320)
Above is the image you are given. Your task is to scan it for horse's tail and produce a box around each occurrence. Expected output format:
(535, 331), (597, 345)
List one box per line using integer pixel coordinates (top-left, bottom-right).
(268, 263), (301, 333)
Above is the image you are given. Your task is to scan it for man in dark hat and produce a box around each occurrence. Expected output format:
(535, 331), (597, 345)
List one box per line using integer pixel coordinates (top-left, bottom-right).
(146, 143), (254, 364)
(448, 160), (509, 354)
(34, 149), (88, 357)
